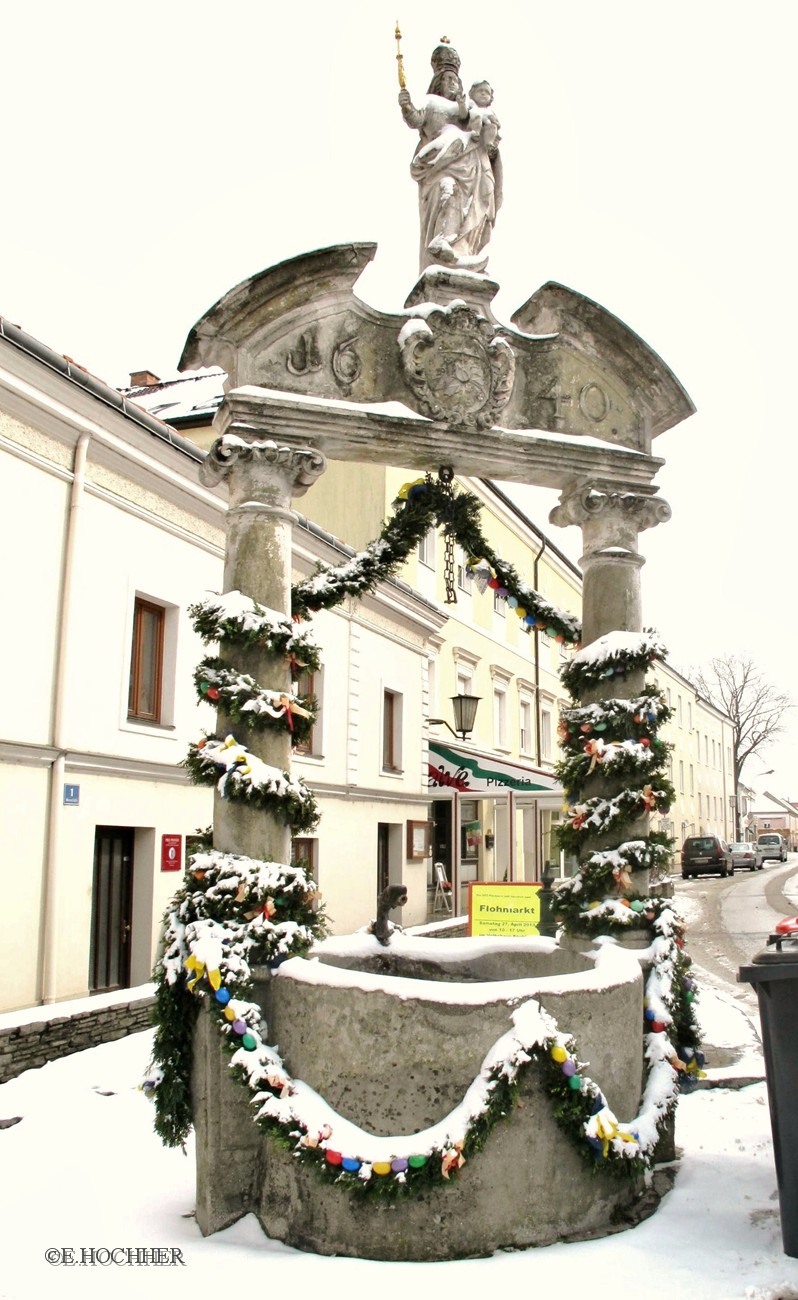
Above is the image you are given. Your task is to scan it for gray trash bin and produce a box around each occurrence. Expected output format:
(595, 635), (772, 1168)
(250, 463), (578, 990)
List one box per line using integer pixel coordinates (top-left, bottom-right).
(739, 921), (798, 1259)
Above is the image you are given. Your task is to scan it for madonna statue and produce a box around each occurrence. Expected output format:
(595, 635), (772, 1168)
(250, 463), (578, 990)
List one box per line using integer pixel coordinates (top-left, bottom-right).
(398, 42), (502, 273)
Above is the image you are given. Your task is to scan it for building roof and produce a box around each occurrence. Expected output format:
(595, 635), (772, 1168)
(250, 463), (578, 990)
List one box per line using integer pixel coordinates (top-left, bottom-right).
(123, 369), (225, 426)
(755, 791), (798, 820)
(0, 316), (205, 464)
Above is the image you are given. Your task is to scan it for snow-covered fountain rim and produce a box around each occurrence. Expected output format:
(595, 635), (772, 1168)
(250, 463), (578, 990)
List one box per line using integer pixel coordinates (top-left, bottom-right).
(273, 932), (643, 1006)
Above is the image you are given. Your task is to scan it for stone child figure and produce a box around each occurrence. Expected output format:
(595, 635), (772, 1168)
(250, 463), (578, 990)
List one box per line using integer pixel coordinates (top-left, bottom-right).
(398, 42), (503, 273)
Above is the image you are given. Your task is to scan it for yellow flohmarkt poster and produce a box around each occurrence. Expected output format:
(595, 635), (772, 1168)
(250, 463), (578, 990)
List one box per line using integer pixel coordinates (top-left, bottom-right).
(468, 882), (542, 937)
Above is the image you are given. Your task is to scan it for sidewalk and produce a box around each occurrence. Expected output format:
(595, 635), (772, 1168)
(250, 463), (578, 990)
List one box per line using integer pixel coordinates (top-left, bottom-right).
(693, 967), (765, 1089)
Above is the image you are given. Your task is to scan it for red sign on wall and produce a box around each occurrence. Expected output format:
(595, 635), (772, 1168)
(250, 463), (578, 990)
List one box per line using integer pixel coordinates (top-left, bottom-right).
(161, 834), (183, 872)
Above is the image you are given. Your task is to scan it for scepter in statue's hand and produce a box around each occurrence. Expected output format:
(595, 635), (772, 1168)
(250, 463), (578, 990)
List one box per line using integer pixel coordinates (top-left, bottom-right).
(396, 21), (415, 117)
(395, 20), (407, 90)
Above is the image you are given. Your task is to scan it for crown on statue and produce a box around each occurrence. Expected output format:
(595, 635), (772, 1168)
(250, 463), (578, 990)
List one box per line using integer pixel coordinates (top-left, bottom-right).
(430, 39), (461, 74)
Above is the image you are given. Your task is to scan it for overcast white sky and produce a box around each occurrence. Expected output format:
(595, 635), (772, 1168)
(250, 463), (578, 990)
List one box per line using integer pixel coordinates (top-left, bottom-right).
(3, 0), (797, 792)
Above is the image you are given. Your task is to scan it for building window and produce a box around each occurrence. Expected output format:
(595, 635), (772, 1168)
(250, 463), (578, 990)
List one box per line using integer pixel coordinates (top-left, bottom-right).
(540, 704), (553, 761)
(456, 669), (473, 698)
(689, 765), (694, 795)
(456, 549), (474, 592)
(493, 588), (505, 616)
(677, 696), (683, 727)
(520, 698), (532, 755)
(294, 669), (321, 757)
(688, 702), (692, 731)
(698, 792), (703, 818)
(292, 838), (320, 899)
(493, 687), (507, 748)
(679, 760), (684, 793)
(128, 598), (164, 721)
(382, 689), (403, 772)
(418, 527), (436, 569)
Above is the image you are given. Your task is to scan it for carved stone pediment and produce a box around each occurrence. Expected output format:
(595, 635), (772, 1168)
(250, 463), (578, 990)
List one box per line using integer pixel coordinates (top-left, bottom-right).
(178, 244), (694, 452)
(398, 303), (515, 429)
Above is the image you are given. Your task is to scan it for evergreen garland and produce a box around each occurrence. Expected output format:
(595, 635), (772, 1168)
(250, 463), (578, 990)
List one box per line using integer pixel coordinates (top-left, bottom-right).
(193, 657), (317, 747)
(291, 476), (582, 644)
(560, 630), (666, 695)
(556, 783), (676, 855)
(184, 737), (320, 833)
(146, 849), (327, 1149)
(553, 627), (704, 1103)
(147, 476), (707, 1202)
(188, 593), (322, 675)
(149, 865), (667, 1187)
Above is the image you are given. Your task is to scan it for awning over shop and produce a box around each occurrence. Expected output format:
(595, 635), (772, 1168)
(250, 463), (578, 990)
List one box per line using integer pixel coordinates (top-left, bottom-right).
(428, 740), (560, 794)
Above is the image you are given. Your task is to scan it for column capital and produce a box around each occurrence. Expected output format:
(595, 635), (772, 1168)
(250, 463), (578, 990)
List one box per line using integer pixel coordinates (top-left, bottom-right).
(200, 434), (326, 502)
(550, 484), (671, 534)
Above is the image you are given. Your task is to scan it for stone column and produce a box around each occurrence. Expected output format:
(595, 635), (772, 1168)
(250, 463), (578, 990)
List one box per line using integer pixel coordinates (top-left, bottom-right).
(550, 482), (672, 885)
(199, 433), (326, 865)
(550, 483), (671, 647)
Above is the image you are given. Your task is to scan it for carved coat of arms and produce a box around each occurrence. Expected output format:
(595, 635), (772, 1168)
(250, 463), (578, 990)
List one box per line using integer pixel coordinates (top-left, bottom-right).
(398, 302), (515, 429)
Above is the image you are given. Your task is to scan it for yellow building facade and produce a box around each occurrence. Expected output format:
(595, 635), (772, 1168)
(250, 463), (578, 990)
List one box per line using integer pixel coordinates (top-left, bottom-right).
(300, 463), (584, 918)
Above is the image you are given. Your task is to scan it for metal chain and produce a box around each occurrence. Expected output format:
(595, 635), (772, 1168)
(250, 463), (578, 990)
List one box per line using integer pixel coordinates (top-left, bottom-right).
(438, 467), (458, 604)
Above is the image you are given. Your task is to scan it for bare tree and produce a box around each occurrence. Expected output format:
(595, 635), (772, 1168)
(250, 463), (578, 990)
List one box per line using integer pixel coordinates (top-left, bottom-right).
(687, 655), (793, 836)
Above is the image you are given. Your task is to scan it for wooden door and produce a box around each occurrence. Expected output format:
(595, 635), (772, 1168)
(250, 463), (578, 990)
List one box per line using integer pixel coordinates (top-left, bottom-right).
(89, 826), (134, 992)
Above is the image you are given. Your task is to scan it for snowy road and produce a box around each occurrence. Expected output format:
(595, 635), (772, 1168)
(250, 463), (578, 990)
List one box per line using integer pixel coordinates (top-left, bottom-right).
(674, 856), (798, 1018)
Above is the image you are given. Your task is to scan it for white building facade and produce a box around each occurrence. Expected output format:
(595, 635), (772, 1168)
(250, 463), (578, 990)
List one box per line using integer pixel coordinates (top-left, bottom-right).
(0, 324), (442, 1011)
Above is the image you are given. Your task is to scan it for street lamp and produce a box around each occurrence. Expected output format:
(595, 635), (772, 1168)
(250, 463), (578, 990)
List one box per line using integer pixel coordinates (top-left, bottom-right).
(429, 694), (481, 741)
(742, 770), (774, 841)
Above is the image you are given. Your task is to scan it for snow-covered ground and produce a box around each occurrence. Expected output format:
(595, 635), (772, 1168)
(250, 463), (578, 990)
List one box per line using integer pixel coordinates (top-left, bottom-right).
(2, 976), (798, 1300)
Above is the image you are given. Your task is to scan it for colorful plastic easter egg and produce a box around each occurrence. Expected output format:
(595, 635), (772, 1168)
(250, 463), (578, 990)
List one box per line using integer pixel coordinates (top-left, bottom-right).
(342, 1157), (360, 1172)
(372, 1161), (392, 1176)
(551, 1045), (568, 1063)
(325, 1150), (343, 1166)
(241, 1033), (257, 1051)
(408, 1154), (428, 1169)
(215, 987), (231, 1005)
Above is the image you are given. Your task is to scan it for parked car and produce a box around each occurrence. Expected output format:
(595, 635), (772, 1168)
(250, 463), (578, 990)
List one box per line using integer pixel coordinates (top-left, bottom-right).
(729, 841), (764, 871)
(757, 833), (788, 863)
(681, 835), (734, 878)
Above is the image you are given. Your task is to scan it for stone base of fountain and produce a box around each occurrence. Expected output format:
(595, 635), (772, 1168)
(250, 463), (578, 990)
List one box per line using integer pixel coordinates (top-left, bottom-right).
(193, 932), (659, 1261)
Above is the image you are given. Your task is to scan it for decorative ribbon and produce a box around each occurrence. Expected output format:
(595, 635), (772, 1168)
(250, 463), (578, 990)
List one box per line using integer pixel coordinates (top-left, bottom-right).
(441, 1142), (466, 1179)
(184, 954), (221, 992)
(612, 864), (633, 892)
(245, 895), (277, 922)
(641, 784), (658, 812)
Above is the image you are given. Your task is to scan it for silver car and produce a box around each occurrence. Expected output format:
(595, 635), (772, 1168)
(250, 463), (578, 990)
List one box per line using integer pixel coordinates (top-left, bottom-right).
(757, 833), (787, 863)
(729, 841), (764, 871)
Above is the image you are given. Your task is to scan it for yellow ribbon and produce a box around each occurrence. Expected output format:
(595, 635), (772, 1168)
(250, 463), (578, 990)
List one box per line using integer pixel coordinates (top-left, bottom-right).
(184, 954), (221, 992)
